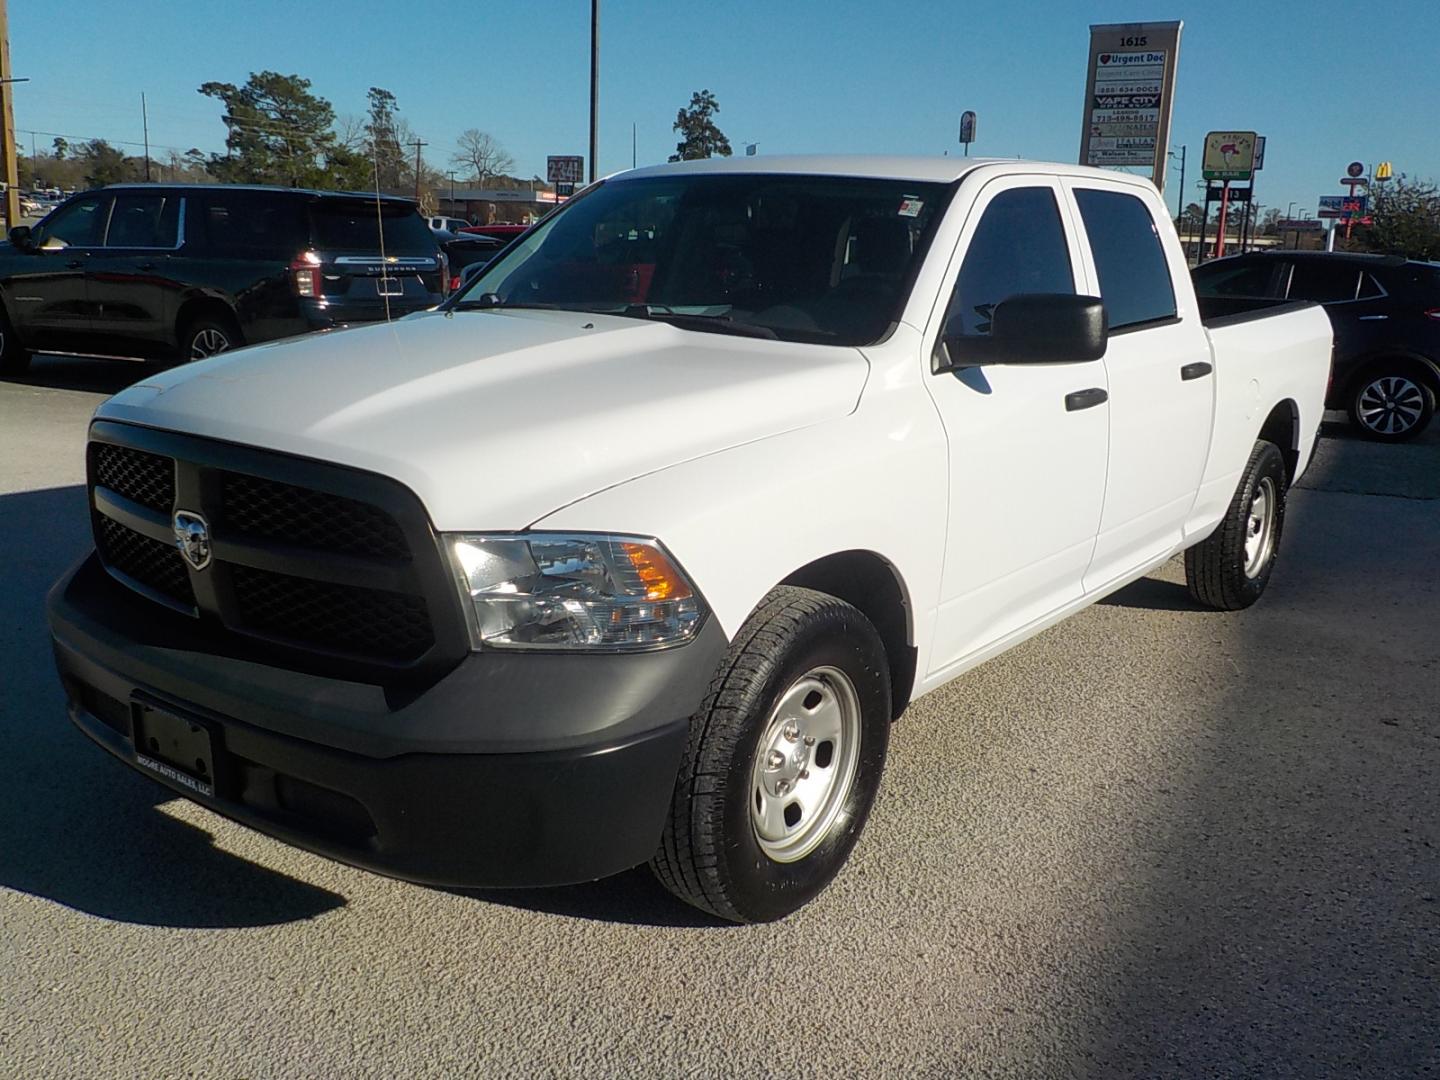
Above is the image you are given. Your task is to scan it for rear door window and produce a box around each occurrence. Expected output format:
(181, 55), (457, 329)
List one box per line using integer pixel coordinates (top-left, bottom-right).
(1072, 188), (1177, 330)
(1288, 261), (1361, 303)
(309, 201), (436, 254)
(104, 192), (181, 248)
(946, 186), (1075, 337)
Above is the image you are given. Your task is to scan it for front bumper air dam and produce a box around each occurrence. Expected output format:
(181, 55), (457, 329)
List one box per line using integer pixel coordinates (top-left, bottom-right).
(47, 555), (725, 888)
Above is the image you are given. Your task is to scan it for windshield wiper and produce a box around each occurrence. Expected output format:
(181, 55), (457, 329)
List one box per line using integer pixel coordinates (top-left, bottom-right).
(613, 304), (778, 340)
(449, 294), (589, 313)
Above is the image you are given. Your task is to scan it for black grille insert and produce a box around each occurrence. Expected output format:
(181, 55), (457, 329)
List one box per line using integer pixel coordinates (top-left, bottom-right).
(91, 443), (175, 513)
(220, 472), (410, 560)
(230, 565), (433, 661)
(95, 515), (195, 608)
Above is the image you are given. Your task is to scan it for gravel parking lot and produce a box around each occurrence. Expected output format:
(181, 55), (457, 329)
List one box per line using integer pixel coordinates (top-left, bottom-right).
(2, 355), (1436, 1079)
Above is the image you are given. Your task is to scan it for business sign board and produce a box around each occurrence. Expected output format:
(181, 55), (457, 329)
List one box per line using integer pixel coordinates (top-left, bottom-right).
(1317, 195), (1368, 219)
(959, 110), (977, 145)
(1202, 132), (1257, 181)
(1078, 21), (1183, 191)
(1278, 219), (1323, 231)
(546, 155), (584, 185)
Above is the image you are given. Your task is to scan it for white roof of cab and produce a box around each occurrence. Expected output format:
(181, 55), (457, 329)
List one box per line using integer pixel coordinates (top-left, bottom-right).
(616, 155), (1150, 187)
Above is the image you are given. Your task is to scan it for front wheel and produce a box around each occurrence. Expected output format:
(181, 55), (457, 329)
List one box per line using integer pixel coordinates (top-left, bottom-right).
(1185, 440), (1287, 611)
(1349, 369), (1434, 442)
(651, 587), (892, 923)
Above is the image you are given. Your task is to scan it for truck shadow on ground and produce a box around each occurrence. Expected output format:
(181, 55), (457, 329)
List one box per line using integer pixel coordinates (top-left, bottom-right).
(1, 354), (157, 397)
(459, 868), (732, 930)
(1096, 574), (1201, 613)
(0, 484), (345, 928)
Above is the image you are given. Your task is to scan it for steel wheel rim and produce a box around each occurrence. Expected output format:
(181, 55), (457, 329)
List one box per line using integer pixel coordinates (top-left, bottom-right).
(1243, 475), (1277, 579)
(749, 665), (862, 864)
(1357, 376), (1424, 435)
(190, 328), (231, 360)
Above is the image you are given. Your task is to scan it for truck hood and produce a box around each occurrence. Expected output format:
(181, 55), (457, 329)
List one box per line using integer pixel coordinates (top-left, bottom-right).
(96, 309), (868, 530)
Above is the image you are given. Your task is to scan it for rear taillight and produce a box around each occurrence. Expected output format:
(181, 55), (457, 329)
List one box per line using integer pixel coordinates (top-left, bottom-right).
(438, 251), (451, 296)
(290, 251), (321, 297)
(450, 275), (462, 292)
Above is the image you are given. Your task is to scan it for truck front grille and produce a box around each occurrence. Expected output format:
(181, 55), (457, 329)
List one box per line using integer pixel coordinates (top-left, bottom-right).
(94, 514), (195, 608)
(231, 565), (433, 661)
(91, 443), (175, 513)
(220, 473), (410, 559)
(85, 422), (465, 678)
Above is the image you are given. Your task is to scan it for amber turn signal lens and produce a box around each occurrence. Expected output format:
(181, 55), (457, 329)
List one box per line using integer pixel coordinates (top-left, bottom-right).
(622, 542), (693, 601)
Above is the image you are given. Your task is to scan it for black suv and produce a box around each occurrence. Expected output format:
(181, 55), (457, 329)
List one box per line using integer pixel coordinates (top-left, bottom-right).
(1194, 252), (1440, 441)
(0, 184), (446, 373)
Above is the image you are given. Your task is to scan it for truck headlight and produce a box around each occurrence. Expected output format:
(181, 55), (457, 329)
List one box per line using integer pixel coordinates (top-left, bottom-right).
(447, 533), (706, 650)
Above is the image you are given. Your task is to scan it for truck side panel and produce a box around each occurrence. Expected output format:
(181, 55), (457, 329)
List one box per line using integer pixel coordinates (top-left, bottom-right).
(1186, 304), (1332, 541)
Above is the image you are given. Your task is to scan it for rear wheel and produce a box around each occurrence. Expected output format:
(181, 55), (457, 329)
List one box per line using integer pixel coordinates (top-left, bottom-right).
(651, 586), (892, 923)
(1185, 440), (1287, 611)
(1348, 368), (1434, 442)
(178, 315), (242, 363)
(0, 312), (30, 375)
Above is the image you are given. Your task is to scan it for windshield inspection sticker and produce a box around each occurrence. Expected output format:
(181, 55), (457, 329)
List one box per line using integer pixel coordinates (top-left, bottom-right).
(898, 195), (924, 218)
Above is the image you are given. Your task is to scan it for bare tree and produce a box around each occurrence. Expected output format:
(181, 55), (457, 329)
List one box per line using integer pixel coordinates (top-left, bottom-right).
(333, 113), (368, 152)
(452, 129), (514, 184)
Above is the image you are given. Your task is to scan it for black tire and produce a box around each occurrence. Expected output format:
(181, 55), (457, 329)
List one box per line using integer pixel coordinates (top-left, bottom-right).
(1347, 366), (1435, 442)
(651, 586), (892, 923)
(176, 315), (242, 364)
(0, 310), (30, 375)
(1185, 440), (1287, 611)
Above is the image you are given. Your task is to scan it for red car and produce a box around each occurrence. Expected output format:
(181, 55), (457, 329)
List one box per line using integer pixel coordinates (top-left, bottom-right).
(458, 223), (531, 241)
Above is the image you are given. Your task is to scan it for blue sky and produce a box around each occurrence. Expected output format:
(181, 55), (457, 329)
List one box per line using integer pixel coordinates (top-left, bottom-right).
(11, 0), (1437, 221)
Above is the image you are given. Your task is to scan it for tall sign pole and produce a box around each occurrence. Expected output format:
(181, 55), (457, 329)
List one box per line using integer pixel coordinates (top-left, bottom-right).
(0, 0), (21, 226)
(588, 0), (599, 184)
(1078, 21), (1182, 193)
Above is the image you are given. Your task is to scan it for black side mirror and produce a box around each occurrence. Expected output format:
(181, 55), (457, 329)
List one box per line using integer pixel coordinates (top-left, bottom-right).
(8, 225), (33, 250)
(939, 293), (1107, 370)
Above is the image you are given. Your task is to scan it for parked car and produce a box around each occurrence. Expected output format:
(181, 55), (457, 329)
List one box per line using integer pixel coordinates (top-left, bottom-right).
(437, 230), (508, 291)
(0, 184), (445, 374)
(427, 215), (471, 233)
(1193, 251), (1440, 440)
(458, 222), (531, 241)
(48, 157), (1330, 922)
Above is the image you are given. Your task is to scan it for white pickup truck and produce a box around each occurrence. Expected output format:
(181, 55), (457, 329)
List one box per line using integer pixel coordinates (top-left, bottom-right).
(49, 157), (1331, 922)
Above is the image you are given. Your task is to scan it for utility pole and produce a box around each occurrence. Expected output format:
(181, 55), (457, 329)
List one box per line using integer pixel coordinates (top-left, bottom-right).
(589, 0), (599, 183)
(1169, 145), (1186, 220)
(0, 0), (22, 226)
(141, 92), (152, 181)
(410, 139), (427, 202)
(631, 121), (636, 169)
(447, 170), (456, 213)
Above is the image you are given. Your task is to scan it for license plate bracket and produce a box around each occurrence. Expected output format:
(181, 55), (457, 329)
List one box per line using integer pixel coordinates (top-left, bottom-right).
(376, 274), (404, 297)
(132, 701), (218, 798)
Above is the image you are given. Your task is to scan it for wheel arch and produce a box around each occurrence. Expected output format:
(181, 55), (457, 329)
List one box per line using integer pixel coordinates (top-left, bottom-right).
(1339, 349), (1440, 404)
(173, 294), (243, 349)
(1257, 398), (1301, 483)
(779, 549), (916, 720)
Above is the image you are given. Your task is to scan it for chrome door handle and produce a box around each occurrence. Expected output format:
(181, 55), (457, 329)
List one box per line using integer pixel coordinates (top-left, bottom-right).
(1357, 315), (1389, 321)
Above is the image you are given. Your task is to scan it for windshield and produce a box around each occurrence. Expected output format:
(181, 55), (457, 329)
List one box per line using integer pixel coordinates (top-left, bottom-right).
(454, 173), (951, 344)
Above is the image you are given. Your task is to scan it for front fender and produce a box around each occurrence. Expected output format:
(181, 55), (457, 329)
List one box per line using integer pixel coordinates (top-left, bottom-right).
(531, 391), (949, 679)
